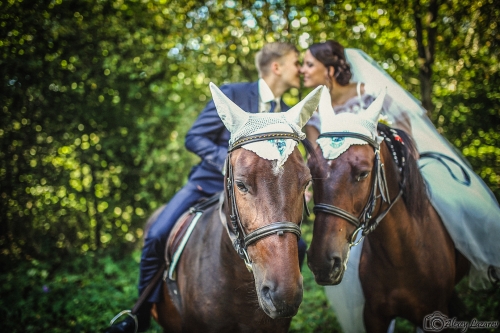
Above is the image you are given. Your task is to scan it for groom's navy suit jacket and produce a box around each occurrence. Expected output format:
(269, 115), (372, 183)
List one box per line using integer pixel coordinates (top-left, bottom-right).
(184, 81), (290, 194)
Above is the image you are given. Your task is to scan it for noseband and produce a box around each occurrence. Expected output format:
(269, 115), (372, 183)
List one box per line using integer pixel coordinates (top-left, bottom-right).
(225, 132), (308, 272)
(313, 129), (405, 247)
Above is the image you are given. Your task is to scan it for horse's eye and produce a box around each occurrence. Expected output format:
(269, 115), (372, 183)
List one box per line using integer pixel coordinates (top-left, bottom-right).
(356, 171), (370, 182)
(235, 181), (248, 193)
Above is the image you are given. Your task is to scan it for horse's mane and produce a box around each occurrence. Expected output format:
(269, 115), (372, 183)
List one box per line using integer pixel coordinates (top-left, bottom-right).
(378, 123), (429, 221)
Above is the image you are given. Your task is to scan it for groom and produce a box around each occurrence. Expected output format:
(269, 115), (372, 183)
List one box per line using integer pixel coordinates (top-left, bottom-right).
(104, 41), (307, 333)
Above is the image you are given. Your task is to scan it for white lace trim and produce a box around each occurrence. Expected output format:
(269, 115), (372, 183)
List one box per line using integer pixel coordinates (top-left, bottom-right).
(240, 123), (301, 169)
(244, 139), (297, 170)
(317, 137), (368, 160)
(318, 112), (377, 160)
(230, 112), (305, 146)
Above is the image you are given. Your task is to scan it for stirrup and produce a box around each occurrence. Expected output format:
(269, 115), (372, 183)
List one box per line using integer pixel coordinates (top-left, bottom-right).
(487, 266), (499, 287)
(109, 309), (138, 333)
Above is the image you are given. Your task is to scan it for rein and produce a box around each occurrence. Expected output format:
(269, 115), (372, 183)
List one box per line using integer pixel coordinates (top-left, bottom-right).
(313, 128), (405, 247)
(225, 132), (307, 272)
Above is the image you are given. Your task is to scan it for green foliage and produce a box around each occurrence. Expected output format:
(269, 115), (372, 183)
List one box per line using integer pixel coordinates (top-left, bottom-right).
(0, 250), (138, 332)
(2, 0), (499, 262)
(1, 0), (199, 259)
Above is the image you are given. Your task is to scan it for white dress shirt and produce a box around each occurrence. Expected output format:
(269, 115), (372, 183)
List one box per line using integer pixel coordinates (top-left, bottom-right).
(258, 78), (281, 113)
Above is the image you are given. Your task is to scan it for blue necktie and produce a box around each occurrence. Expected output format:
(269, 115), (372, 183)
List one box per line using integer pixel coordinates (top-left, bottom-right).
(269, 100), (276, 113)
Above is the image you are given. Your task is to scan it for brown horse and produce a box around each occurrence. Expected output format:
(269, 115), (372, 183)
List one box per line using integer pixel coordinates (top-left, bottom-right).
(151, 84), (324, 332)
(306, 92), (469, 332)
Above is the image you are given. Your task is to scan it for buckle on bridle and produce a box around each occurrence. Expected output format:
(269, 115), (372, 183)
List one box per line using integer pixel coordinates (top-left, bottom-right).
(349, 226), (365, 247)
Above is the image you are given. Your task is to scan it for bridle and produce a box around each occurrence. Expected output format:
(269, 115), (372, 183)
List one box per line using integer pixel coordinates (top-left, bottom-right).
(224, 132), (309, 272)
(313, 128), (405, 247)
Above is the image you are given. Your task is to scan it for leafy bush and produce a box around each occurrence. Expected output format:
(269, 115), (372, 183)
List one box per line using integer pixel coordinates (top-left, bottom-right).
(0, 250), (143, 332)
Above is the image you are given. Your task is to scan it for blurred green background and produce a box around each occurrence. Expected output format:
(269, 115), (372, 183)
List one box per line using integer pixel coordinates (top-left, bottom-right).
(1, 0), (499, 332)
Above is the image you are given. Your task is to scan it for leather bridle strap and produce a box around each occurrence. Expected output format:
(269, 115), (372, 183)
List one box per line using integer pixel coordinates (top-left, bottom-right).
(314, 131), (380, 231)
(244, 222), (301, 247)
(319, 132), (379, 149)
(225, 131), (305, 272)
(229, 132), (302, 152)
(313, 204), (361, 228)
(313, 129), (404, 246)
(368, 189), (403, 230)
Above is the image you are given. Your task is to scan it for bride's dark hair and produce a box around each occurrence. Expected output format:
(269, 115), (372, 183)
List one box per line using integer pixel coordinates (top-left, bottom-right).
(309, 40), (352, 86)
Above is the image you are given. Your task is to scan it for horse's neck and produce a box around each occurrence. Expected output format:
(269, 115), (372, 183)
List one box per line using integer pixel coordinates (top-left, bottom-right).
(367, 145), (423, 258)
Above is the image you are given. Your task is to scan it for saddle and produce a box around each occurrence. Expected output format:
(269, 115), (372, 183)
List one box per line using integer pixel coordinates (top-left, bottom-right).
(163, 193), (220, 312)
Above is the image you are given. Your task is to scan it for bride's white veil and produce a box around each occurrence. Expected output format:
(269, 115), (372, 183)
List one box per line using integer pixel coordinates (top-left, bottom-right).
(346, 48), (425, 116)
(345, 48), (453, 157)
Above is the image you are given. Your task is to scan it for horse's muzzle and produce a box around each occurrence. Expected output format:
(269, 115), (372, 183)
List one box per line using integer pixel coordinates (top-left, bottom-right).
(307, 254), (345, 285)
(258, 279), (303, 319)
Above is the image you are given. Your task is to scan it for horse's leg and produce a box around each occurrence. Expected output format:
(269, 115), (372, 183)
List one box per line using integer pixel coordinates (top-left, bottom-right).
(363, 305), (393, 333)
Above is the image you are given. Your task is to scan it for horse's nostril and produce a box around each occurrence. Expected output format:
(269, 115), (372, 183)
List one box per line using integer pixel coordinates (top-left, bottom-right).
(332, 256), (342, 273)
(260, 284), (278, 314)
(262, 285), (271, 298)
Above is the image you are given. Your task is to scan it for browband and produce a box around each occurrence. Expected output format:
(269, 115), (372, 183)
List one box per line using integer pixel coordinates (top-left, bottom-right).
(319, 132), (379, 149)
(230, 132), (301, 152)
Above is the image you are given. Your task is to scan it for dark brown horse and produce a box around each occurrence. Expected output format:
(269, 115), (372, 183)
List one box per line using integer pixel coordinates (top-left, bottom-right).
(151, 84), (324, 332)
(306, 93), (469, 332)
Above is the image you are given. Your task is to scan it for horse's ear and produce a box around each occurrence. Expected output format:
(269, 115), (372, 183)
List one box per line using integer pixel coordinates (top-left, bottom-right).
(285, 85), (325, 129)
(318, 86), (335, 133)
(209, 82), (249, 133)
(364, 87), (386, 125)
